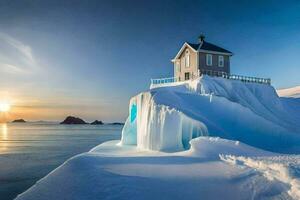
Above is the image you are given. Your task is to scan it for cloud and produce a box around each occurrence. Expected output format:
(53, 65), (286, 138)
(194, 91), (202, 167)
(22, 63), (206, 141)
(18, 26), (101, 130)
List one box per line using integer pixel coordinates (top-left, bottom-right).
(0, 63), (26, 74)
(0, 32), (37, 74)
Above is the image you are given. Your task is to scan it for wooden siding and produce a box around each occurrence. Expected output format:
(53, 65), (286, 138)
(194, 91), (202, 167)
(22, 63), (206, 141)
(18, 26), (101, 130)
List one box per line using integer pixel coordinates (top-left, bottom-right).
(173, 46), (198, 81)
(198, 52), (230, 74)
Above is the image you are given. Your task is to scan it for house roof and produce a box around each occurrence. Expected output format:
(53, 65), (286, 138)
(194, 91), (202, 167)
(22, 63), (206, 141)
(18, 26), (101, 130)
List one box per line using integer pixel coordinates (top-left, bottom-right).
(172, 40), (233, 61)
(187, 41), (232, 54)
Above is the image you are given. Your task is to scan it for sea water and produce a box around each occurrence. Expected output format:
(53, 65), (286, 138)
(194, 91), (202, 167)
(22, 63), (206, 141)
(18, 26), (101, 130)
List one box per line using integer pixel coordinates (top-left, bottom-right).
(0, 122), (122, 200)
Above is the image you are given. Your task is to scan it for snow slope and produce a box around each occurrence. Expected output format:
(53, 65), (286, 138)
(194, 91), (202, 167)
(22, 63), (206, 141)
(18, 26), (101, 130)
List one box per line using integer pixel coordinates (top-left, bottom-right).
(17, 137), (300, 200)
(122, 76), (300, 153)
(277, 86), (300, 98)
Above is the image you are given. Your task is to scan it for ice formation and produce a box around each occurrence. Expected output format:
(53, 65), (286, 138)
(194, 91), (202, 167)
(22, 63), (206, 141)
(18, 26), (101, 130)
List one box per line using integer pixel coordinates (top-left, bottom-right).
(121, 75), (300, 153)
(121, 92), (208, 151)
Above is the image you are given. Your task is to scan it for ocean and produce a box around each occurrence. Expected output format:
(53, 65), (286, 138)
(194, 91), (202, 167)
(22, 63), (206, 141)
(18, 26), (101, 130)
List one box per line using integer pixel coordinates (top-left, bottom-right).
(0, 122), (122, 200)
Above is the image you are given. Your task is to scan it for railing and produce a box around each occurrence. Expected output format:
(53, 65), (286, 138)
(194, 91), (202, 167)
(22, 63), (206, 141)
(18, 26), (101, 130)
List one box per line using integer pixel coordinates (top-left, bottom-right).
(151, 69), (271, 86)
(229, 74), (271, 84)
(199, 69), (271, 85)
(151, 77), (179, 85)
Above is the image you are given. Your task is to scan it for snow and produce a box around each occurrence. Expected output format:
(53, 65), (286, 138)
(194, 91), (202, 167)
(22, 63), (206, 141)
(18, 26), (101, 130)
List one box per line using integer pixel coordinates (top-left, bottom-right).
(221, 155), (300, 200)
(277, 86), (300, 98)
(16, 138), (300, 200)
(187, 136), (274, 159)
(122, 76), (300, 153)
(16, 76), (300, 200)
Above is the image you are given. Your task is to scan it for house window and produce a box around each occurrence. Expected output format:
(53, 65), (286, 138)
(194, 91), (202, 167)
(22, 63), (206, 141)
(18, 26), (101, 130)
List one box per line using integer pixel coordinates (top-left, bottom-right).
(176, 61), (180, 72)
(218, 56), (224, 67)
(184, 72), (190, 80)
(185, 50), (190, 68)
(206, 54), (212, 66)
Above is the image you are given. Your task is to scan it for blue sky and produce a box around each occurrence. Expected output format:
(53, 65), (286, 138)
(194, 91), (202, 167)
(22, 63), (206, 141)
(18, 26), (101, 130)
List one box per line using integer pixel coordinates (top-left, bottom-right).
(0, 0), (299, 121)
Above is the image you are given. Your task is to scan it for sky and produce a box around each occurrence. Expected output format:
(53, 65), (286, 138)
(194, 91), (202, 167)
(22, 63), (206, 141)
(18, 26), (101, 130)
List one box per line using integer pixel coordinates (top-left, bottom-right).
(0, 0), (300, 122)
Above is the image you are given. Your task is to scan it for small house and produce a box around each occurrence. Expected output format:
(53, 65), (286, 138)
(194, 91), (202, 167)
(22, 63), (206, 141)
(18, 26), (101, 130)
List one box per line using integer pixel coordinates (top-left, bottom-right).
(171, 35), (233, 81)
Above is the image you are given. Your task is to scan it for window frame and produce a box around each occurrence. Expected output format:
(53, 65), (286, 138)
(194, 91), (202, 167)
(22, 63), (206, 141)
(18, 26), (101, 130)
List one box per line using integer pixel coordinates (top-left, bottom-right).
(206, 54), (212, 66)
(185, 50), (190, 68)
(218, 55), (224, 67)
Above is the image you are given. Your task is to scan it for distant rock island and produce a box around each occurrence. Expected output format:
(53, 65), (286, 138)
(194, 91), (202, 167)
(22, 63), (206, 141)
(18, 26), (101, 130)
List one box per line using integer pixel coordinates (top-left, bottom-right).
(59, 116), (124, 125)
(60, 116), (87, 124)
(91, 120), (103, 125)
(12, 119), (26, 123)
(109, 122), (124, 125)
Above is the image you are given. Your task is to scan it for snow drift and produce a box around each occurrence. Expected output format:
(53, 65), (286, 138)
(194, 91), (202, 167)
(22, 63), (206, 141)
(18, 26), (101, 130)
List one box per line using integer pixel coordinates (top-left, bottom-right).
(187, 137), (274, 159)
(221, 154), (300, 200)
(121, 76), (300, 153)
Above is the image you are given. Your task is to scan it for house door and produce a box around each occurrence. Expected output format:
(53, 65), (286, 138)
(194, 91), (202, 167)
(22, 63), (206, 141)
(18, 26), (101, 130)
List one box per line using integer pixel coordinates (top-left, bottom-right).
(185, 72), (190, 80)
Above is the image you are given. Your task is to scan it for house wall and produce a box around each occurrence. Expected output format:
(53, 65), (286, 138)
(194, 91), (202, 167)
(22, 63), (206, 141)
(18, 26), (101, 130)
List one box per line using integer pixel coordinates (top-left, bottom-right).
(198, 52), (230, 74)
(174, 46), (198, 81)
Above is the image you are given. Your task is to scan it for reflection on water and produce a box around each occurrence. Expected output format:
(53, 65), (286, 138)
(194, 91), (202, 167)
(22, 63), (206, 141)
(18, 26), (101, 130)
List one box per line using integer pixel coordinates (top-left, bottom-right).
(0, 123), (8, 151)
(1, 123), (8, 140)
(0, 122), (122, 200)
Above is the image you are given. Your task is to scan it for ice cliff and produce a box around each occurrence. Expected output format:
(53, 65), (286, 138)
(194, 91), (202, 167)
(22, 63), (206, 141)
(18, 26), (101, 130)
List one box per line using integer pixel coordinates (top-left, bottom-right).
(121, 75), (300, 153)
(121, 92), (208, 151)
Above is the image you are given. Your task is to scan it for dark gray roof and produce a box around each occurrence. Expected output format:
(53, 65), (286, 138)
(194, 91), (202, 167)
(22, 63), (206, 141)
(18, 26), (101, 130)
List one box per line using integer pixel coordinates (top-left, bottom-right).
(187, 41), (232, 54)
(187, 43), (200, 51)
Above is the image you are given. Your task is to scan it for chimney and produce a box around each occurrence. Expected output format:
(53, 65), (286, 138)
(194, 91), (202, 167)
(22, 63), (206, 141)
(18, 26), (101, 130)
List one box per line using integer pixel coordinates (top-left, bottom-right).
(198, 34), (205, 43)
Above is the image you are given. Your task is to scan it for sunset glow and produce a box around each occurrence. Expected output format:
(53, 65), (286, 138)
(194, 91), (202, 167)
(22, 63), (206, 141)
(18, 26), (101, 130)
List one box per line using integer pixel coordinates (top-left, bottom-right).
(0, 102), (10, 112)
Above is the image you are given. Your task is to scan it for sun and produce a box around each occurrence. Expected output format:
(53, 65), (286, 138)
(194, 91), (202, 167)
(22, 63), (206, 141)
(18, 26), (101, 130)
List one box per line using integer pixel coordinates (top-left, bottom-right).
(0, 102), (11, 112)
